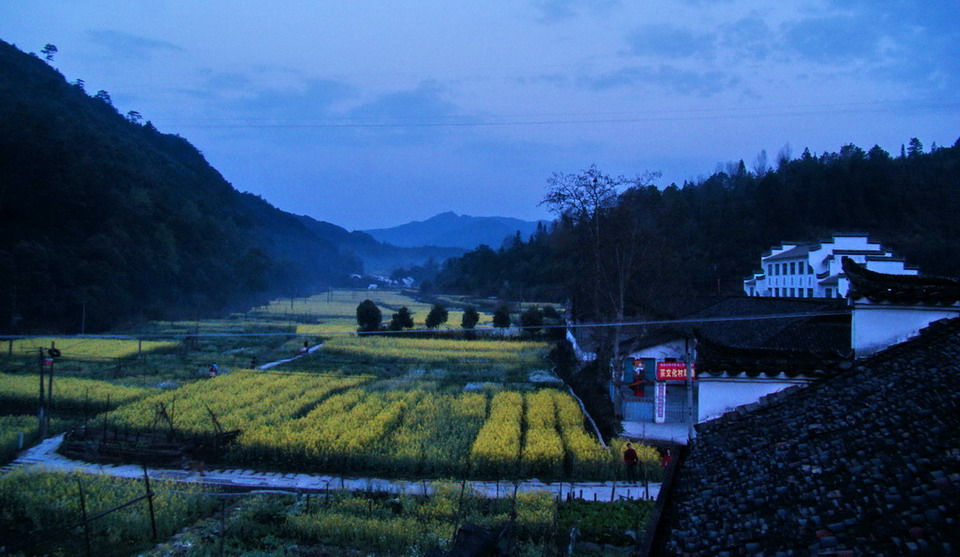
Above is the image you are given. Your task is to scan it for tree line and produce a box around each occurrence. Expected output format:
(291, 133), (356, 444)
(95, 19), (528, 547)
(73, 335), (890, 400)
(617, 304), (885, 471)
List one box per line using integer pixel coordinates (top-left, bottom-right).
(0, 40), (359, 333)
(435, 137), (960, 327)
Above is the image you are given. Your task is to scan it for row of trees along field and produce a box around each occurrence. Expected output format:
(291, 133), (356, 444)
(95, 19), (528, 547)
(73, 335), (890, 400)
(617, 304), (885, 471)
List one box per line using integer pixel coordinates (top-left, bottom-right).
(0, 40), (361, 334)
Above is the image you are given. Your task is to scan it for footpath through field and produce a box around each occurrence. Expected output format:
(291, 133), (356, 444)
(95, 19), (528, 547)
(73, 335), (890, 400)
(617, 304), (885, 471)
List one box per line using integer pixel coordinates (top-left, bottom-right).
(3, 434), (661, 502)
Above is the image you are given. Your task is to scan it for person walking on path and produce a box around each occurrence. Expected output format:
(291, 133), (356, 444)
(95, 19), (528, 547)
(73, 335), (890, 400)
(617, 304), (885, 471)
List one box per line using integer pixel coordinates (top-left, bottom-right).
(623, 442), (639, 484)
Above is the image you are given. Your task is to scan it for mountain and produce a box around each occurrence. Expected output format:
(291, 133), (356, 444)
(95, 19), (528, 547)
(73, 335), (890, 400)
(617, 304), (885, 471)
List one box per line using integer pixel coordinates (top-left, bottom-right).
(295, 215), (464, 276)
(0, 39), (360, 332)
(363, 212), (548, 250)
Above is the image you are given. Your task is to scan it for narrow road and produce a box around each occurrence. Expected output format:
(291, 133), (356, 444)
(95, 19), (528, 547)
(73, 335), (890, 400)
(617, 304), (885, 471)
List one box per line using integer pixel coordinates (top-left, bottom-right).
(2, 434), (661, 502)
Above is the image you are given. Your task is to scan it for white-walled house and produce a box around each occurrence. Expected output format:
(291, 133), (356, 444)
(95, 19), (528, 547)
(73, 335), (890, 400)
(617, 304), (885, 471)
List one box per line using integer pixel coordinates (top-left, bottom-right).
(609, 247), (960, 444)
(618, 298), (851, 428)
(843, 257), (960, 357)
(743, 234), (917, 299)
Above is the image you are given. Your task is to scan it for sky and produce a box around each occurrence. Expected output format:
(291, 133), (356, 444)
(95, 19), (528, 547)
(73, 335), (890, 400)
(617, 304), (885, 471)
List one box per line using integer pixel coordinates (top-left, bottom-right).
(2, 1), (958, 230)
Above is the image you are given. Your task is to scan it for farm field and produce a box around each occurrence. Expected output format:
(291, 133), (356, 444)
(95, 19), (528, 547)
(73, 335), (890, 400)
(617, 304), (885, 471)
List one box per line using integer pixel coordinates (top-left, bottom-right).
(139, 482), (651, 556)
(1, 337), (178, 361)
(104, 371), (654, 481)
(0, 469), (218, 556)
(0, 372), (157, 416)
(0, 288), (661, 554)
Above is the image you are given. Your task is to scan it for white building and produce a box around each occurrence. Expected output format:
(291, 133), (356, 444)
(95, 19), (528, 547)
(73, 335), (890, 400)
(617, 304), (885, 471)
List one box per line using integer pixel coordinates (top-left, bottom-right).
(843, 256), (960, 357)
(743, 234), (917, 299)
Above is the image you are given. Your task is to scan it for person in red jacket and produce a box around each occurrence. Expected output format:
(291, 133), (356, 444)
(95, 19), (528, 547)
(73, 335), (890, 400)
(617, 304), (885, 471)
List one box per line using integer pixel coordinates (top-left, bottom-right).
(661, 449), (673, 469)
(623, 443), (639, 484)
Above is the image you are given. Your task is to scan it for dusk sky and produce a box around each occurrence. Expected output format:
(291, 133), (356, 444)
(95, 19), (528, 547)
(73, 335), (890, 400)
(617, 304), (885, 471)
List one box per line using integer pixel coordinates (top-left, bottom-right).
(2, 1), (958, 230)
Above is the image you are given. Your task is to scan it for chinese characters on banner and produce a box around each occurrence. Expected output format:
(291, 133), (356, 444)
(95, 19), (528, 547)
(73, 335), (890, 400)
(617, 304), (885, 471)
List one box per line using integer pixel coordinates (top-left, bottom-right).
(654, 382), (667, 423)
(656, 361), (696, 381)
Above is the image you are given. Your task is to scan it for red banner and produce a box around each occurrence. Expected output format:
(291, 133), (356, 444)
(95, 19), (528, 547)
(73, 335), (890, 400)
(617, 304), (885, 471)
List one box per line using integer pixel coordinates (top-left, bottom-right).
(656, 362), (695, 381)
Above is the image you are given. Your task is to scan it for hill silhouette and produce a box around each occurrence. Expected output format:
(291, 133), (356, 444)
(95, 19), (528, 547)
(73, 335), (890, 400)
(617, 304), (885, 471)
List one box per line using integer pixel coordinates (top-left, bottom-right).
(0, 40), (361, 332)
(363, 211), (546, 250)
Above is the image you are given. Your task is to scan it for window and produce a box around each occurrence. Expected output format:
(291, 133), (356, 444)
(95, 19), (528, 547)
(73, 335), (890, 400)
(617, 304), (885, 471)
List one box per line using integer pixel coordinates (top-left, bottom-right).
(775, 288), (780, 296)
(790, 288), (796, 297)
(808, 264), (814, 274)
(790, 262), (796, 274)
(807, 288), (814, 297)
(767, 264), (773, 276)
(826, 288), (832, 298)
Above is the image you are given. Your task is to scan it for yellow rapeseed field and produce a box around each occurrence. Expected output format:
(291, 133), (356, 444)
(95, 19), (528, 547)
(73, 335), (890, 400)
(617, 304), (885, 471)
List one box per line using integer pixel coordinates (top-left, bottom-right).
(3, 337), (177, 360)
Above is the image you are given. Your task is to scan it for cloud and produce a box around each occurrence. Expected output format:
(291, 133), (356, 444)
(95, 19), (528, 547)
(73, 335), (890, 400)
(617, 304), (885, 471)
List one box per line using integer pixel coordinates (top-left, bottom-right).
(531, 0), (620, 23)
(626, 24), (715, 59)
(344, 81), (465, 144)
(778, 4), (960, 92)
(231, 77), (353, 117)
(719, 15), (772, 60)
(781, 15), (882, 65)
(588, 65), (739, 97)
(86, 29), (182, 61)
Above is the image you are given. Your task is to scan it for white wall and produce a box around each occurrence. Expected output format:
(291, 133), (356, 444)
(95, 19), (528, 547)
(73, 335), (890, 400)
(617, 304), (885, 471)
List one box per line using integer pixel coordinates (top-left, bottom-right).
(698, 377), (810, 422)
(628, 339), (690, 362)
(852, 304), (960, 357)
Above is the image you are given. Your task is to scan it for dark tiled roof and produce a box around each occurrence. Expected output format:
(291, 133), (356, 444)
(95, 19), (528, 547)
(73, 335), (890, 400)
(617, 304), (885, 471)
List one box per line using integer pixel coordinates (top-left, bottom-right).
(844, 257), (960, 305)
(623, 297), (851, 377)
(684, 297), (849, 352)
(661, 317), (960, 555)
(764, 244), (815, 262)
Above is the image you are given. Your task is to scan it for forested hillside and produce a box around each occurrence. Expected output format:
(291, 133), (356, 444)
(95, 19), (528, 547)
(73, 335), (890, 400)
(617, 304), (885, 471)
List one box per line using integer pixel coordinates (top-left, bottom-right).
(436, 139), (960, 322)
(0, 40), (360, 333)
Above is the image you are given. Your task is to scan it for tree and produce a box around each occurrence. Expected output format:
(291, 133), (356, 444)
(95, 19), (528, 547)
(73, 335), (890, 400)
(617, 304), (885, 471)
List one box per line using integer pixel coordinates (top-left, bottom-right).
(493, 304), (511, 331)
(389, 306), (414, 331)
(752, 149), (769, 177)
(356, 299), (382, 332)
(94, 90), (112, 105)
(40, 44), (57, 62)
(907, 137), (924, 158)
(520, 305), (544, 337)
(126, 111), (143, 124)
(541, 164), (660, 416)
(425, 303), (448, 329)
(461, 306), (480, 329)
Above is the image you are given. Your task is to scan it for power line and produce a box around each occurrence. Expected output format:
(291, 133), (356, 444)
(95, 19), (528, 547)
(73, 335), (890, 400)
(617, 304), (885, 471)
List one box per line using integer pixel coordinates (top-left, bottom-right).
(2, 311), (849, 341)
(152, 99), (960, 129)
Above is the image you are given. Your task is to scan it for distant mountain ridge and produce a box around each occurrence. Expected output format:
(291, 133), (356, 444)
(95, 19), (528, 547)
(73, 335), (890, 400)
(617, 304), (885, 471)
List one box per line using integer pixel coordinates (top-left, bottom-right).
(295, 215), (464, 276)
(363, 212), (548, 250)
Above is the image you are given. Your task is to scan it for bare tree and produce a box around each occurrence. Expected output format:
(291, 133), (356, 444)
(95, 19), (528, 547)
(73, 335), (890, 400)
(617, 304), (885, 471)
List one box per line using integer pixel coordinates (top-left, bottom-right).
(541, 165), (660, 415)
(752, 149), (769, 177)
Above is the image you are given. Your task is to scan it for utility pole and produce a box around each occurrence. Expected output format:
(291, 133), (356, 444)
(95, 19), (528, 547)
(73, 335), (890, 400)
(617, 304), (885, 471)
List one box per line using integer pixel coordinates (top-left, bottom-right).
(38, 348), (47, 438)
(686, 338), (697, 441)
(48, 342), (55, 433)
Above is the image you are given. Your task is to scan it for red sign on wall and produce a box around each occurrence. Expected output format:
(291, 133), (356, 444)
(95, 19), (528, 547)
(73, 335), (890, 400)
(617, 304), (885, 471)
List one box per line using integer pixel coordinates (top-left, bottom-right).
(656, 362), (695, 381)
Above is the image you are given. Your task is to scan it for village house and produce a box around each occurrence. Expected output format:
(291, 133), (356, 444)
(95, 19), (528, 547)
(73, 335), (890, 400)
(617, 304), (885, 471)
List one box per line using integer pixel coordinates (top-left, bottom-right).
(625, 259), (960, 552)
(743, 233), (917, 299)
(618, 297), (851, 436)
(610, 247), (959, 444)
(655, 312), (960, 554)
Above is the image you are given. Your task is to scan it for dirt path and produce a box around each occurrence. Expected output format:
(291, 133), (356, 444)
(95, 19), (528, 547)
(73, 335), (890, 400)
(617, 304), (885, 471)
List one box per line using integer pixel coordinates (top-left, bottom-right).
(2, 434), (661, 501)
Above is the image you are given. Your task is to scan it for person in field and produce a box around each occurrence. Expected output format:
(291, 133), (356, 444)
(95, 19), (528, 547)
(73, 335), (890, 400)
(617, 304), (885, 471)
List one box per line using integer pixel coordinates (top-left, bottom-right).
(623, 442), (639, 484)
(208, 363), (218, 378)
